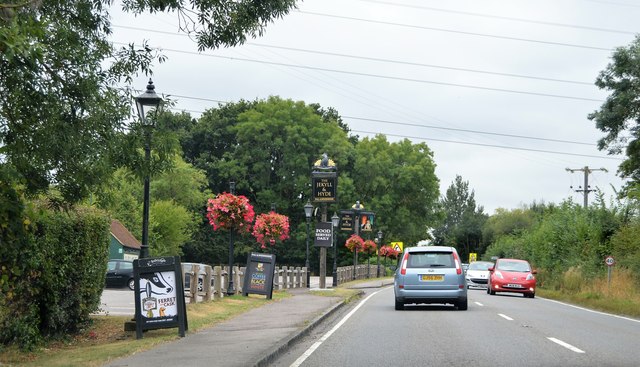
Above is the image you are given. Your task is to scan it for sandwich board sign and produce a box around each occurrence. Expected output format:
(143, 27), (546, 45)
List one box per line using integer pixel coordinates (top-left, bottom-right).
(243, 253), (276, 299)
(133, 256), (188, 339)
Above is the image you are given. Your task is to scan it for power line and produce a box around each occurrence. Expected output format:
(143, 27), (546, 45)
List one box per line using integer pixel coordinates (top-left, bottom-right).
(113, 25), (593, 85)
(342, 116), (595, 146)
(352, 129), (622, 160)
(355, 0), (636, 35)
(112, 42), (604, 102)
(164, 104), (617, 160)
(297, 10), (614, 52)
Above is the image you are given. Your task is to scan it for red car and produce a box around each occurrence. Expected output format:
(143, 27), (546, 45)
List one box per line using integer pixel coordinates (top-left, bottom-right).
(487, 258), (537, 298)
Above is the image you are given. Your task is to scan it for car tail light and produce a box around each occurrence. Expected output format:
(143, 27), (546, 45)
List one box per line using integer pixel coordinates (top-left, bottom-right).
(400, 252), (409, 275)
(453, 252), (462, 275)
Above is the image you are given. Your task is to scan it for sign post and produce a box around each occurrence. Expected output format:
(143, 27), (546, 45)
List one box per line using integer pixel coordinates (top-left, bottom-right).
(605, 255), (615, 289)
(311, 153), (337, 289)
(133, 256), (187, 339)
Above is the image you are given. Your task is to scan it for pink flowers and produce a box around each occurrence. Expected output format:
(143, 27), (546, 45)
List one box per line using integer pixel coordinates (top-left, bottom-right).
(206, 192), (290, 249)
(345, 234), (365, 253)
(252, 211), (290, 249)
(206, 192), (255, 232)
(379, 245), (400, 258)
(363, 240), (377, 254)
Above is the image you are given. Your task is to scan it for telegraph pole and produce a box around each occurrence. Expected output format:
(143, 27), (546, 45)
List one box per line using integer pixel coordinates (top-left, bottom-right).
(565, 166), (608, 208)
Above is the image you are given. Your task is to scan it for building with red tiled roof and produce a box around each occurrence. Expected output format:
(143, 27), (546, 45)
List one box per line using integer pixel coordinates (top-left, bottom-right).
(109, 220), (141, 260)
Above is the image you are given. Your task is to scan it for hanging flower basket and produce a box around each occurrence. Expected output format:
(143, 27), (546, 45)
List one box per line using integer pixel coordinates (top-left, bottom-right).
(345, 234), (365, 253)
(363, 240), (377, 254)
(206, 192), (255, 232)
(252, 211), (290, 248)
(379, 245), (399, 258)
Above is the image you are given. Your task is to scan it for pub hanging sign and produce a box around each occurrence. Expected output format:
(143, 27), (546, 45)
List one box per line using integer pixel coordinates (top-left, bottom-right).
(340, 210), (354, 231)
(312, 173), (337, 203)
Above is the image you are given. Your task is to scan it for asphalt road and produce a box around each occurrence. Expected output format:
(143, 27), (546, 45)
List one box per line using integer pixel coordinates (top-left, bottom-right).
(272, 286), (640, 367)
(97, 288), (136, 316)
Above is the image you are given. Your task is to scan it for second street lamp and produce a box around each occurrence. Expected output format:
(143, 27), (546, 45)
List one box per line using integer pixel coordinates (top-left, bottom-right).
(332, 212), (340, 287)
(135, 79), (163, 259)
(304, 201), (314, 288)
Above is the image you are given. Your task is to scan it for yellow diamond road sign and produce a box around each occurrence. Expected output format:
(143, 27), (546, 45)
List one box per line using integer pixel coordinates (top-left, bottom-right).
(391, 242), (403, 253)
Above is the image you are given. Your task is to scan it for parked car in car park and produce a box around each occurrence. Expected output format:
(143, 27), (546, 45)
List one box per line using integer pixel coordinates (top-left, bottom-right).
(182, 262), (214, 292)
(394, 246), (468, 310)
(465, 261), (494, 289)
(105, 259), (135, 290)
(487, 258), (536, 298)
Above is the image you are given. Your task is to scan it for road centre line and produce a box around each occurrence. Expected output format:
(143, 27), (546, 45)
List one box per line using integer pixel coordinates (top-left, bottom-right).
(547, 337), (586, 353)
(540, 297), (640, 323)
(289, 289), (384, 367)
(498, 313), (513, 321)
(474, 302), (484, 306)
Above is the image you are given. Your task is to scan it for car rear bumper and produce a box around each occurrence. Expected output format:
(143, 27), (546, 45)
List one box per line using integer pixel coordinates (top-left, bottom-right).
(466, 278), (488, 288)
(395, 288), (467, 304)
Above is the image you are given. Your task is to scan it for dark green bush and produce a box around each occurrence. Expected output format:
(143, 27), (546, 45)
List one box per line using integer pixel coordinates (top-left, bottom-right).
(1, 178), (110, 350)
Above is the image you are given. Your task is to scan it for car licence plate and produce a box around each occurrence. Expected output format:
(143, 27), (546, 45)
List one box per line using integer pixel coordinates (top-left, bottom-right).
(420, 274), (443, 281)
(505, 283), (523, 288)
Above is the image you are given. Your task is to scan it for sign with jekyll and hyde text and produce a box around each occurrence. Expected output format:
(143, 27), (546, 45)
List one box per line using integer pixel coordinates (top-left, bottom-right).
(340, 210), (354, 232)
(311, 174), (337, 203)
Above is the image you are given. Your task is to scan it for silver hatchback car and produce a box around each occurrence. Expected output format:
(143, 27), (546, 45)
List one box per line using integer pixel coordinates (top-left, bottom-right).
(394, 246), (468, 310)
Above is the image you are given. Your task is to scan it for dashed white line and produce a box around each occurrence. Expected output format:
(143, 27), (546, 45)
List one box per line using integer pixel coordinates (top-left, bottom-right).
(498, 313), (513, 321)
(547, 337), (585, 353)
(289, 289), (384, 367)
(474, 302), (484, 306)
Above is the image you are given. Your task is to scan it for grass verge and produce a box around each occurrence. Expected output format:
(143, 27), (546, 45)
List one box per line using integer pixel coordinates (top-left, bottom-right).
(0, 292), (291, 367)
(538, 268), (640, 319)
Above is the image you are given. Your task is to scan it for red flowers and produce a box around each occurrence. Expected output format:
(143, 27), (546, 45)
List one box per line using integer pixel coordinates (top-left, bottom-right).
(379, 245), (400, 258)
(206, 192), (255, 232)
(252, 211), (290, 248)
(363, 240), (378, 254)
(345, 234), (365, 253)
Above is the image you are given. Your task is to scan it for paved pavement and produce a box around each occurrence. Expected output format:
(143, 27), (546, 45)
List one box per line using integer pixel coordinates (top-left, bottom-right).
(103, 277), (394, 367)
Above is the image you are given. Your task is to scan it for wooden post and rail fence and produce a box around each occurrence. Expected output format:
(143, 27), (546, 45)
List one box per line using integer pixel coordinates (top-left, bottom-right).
(183, 263), (391, 303)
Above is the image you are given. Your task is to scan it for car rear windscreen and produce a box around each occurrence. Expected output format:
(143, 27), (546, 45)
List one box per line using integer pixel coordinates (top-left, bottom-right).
(407, 252), (454, 268)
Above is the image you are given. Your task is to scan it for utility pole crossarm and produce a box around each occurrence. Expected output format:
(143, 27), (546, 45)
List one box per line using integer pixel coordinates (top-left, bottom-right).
(565, 166), (608, 208)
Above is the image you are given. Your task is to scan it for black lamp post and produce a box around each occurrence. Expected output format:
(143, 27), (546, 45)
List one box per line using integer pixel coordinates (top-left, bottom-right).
(227, 181), (236, 296)
(304, 201), (314, 288)
(331, 212), (340, 287)
(135, 79), (163, 259)
(376, 230), (383, 277)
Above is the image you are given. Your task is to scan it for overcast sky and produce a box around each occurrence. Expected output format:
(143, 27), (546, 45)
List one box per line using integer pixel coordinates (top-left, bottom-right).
(109, 0), (640, 214)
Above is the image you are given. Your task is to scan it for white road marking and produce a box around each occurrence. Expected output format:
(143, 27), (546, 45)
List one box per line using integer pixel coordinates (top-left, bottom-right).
(289, 289), (384, 367)
(474, 302), (484, 306)
(540, 297), (640, 323)
(498, 313), (513, 321)
(547, 337), (585, 353)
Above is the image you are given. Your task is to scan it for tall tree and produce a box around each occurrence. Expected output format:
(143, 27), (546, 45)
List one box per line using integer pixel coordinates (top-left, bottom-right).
(351, 135), (440, 246)
(433, 175), (487, 260)
(180, 96), (354, 265)
(589, 35), (640, 192)
(0, 0), (298, 203)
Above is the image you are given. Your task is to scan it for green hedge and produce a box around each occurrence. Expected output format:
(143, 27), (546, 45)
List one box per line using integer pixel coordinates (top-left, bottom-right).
(1, 181), (110, 350)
